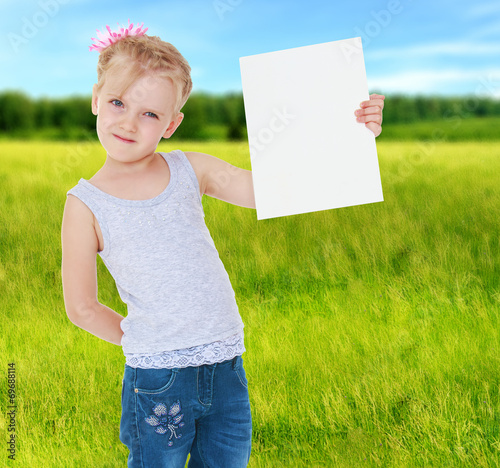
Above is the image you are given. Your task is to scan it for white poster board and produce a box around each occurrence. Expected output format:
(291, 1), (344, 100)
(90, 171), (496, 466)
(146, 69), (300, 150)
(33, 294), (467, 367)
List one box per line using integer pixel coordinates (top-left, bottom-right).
(239, 37), (383, 220)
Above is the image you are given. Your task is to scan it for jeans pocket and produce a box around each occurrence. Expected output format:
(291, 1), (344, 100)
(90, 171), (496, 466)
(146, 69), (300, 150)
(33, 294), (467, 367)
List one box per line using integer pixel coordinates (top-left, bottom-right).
(133, 369), (188, 452)
(134, 367), (179, 394)
(233, 356), (249, 389)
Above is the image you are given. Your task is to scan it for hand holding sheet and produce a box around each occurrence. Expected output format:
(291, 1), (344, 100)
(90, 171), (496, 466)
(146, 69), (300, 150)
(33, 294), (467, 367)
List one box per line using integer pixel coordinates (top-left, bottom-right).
(239, 37), (384, 220)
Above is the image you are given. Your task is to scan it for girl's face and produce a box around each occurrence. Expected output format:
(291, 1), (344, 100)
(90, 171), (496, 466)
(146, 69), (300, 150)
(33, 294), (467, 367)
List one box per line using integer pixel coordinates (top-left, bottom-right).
(92, 72), (183, 165)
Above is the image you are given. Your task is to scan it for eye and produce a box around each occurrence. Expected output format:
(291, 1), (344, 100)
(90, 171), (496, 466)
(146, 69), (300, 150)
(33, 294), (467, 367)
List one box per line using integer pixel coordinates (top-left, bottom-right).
(111, 99), (123, 107)
(145, 112), (158, 119)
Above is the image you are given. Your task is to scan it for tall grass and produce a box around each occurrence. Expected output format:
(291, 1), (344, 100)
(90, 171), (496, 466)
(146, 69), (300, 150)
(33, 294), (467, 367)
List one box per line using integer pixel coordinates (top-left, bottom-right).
(0, 140), (499, 466)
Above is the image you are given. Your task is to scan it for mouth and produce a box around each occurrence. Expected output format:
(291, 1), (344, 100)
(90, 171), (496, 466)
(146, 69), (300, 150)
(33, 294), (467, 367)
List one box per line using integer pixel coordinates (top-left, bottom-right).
(113, 134), (135, 144)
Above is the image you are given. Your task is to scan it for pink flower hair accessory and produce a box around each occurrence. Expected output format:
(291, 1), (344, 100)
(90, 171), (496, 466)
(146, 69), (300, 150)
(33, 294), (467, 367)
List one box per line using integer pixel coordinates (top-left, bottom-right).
(89, 20), (148, 52)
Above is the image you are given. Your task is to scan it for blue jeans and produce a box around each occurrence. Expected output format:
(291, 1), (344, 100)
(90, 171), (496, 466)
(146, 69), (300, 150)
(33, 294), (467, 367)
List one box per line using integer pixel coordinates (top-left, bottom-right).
(120, 356), (252, 467)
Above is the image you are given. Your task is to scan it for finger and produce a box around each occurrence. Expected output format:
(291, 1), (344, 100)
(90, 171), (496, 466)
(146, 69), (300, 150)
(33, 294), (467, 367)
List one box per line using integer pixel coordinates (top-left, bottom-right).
(370, 93), (386, 100)
(356, 113), (382, 124)
(356, 106), (383, 116)
(360, 99), (385, 110)
(365, 122), (382, 138)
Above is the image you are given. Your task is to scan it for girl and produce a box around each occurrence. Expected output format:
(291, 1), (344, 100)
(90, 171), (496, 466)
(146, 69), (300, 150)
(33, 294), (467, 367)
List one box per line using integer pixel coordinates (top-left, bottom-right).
(61, 22), (385, 467)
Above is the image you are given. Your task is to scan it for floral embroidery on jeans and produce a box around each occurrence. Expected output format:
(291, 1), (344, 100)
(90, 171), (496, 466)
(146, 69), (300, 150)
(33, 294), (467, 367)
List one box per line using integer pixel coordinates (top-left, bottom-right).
(144, 401), (185, 446)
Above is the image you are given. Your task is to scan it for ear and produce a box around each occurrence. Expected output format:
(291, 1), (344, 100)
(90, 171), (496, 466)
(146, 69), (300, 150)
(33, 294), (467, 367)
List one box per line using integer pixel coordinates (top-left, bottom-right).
(162, 113), (184, 139)
(91, 84), (99, 116)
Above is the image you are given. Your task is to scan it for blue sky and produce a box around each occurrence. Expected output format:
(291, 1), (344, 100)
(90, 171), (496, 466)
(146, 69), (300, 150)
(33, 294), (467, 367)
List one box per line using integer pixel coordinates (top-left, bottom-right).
(1, 0), (499, 99)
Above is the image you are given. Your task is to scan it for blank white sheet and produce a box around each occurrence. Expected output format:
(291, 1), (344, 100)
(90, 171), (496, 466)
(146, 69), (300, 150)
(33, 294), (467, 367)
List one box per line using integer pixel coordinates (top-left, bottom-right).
(239, 37), (384, 220)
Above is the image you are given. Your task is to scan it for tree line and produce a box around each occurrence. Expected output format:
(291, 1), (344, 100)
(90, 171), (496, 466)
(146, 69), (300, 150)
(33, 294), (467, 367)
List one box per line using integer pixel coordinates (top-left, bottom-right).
(0, 90), (499, 140)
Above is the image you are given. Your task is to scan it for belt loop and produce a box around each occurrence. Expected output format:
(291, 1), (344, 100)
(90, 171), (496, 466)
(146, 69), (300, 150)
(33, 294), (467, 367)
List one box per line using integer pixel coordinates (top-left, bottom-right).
(231, 356), (238, 370)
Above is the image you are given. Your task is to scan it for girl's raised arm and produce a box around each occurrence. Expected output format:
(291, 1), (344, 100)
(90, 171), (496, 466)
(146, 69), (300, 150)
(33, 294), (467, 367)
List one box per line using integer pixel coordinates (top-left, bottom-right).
(185, 151), (256, 209)
(61, 196), (124, 345)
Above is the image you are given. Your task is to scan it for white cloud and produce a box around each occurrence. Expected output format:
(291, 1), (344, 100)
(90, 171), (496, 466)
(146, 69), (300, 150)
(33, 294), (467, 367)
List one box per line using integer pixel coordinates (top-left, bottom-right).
(368, 41), (500, 60)
(369, 68), (500, 97)
(468, 20), (500, 40)
(465, 2), (500, 18)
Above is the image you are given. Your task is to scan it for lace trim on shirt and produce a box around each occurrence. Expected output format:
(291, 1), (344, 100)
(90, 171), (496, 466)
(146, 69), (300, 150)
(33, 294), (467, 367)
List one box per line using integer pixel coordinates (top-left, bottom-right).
(125, 332), (245, 369)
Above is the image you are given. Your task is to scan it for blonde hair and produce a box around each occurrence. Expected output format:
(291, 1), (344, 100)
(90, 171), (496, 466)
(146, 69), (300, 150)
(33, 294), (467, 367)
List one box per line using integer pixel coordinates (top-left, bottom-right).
(96, 35), (193, 114)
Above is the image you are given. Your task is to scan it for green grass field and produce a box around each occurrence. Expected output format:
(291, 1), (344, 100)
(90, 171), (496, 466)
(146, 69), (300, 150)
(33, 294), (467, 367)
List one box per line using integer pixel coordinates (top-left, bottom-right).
(0, 140), (499, 467)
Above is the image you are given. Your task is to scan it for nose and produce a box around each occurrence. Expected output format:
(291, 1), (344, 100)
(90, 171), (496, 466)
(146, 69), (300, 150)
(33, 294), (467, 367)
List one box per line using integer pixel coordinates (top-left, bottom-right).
(118, 112), (137, 133)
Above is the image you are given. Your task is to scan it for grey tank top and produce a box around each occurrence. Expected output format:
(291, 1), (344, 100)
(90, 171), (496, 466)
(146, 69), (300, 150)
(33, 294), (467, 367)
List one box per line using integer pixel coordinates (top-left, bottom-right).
(67, 150), (244, 355)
